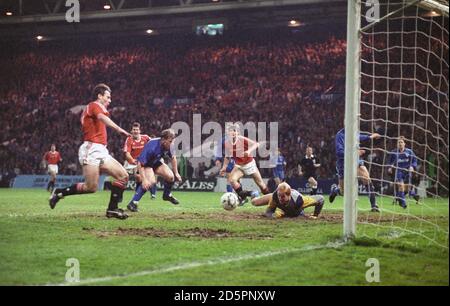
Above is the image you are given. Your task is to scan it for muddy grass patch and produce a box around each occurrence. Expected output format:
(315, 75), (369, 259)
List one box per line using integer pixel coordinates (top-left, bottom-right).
(143, 211), (446, 224)
(83, 226), (274, 239)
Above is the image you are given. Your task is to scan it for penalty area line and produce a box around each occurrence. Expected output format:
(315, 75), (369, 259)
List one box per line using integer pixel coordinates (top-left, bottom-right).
(49, 241), (345, 286)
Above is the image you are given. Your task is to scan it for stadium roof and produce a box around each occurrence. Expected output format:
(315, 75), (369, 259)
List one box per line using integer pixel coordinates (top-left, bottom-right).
(0, 0), (348, 41)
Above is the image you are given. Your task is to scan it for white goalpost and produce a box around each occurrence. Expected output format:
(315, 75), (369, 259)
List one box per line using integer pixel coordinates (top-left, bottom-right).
(344, 0), (449, 243)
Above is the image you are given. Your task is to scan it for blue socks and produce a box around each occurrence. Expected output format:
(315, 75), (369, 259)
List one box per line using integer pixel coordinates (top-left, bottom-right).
(396, 191), (407, 208)
(367, 184), (377, 208)
(130, 184), (147, 204)
(226, 184), (233, 193)
(163, 181), (174, 197)
(333, 185), (341, 196)
(150, 184), (157, 196)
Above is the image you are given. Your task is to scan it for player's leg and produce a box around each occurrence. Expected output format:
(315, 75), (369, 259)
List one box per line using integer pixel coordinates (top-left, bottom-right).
(154, 163), (179, 205)
(101, 158), (130, 219)
(47, 170), (56, 192)
(250, 168), (269, 195)
(150, 181), (157, 199)
(251, 193), (273, 206)
(308, 176), (318, 195)
(229, 166), (251, 201)
(393, 170), (407, 209)
(358, 165), (379, 212)
(396, 181), (407, 209)
(301, 195), (325, 219)
(127, 167), (155, 212)
(225, 162), (235, 193)
(225, 173), (234, 193)
(49, 164), (100, 209)
(407, 173), (420, 204)
(329, 159), (344, 203)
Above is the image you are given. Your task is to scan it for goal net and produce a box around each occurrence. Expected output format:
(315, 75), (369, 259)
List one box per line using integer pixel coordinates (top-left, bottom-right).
(346, 0), (449, 248)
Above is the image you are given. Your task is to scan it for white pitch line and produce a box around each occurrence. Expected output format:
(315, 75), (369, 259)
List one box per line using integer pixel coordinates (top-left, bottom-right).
(48, 241), (345, 286)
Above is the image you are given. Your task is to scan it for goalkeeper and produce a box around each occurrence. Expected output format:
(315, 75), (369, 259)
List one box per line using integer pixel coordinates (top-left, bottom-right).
(251, 182), (325, 219)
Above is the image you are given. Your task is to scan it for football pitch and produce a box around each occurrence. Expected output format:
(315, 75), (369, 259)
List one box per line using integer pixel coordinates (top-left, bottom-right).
(0, 189), (448, 286)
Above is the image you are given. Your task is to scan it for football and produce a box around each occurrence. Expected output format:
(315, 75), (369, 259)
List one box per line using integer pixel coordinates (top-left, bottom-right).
(220, 192), (239, 211)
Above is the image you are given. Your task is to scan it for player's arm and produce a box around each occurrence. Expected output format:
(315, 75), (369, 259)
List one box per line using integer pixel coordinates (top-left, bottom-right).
(251, 193), (272, 207)
(410, 150), (418, 172)
(264, 197), (277, 219)
(220, 157), (230, 176)
(97, 113), (130, 137)
(387, 151), (396, 174)
(171, 156), (182, 182)
(314, 157), (321, 168)
(359, 132), (380, 142)
(137, 162), (151, 190)
(123, 138), (136, 164)
(124, 152), (136, 164)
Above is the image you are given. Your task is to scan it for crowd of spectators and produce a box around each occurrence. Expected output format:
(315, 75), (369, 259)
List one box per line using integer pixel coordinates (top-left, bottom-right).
(0, 27), (447, 194)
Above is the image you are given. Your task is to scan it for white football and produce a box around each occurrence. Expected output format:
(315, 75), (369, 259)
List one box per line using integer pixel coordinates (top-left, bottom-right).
(221, 192), (239, 211)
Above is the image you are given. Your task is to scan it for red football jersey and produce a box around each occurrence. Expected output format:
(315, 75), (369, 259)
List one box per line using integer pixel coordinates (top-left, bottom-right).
(224, 136), (254, 165)
(44, 151), (61, 165)
(123, 134), (151, 162)
(80, 101), (109, 145)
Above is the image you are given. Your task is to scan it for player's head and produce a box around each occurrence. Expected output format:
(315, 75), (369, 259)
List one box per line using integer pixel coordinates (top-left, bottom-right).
(50, 144), (56, 151)
(277, 182), (292, 204)
(398, 136), (406, 151)
(160, 128), (176, 150)
(226, 123), (240, 139)
(131, 122), (141, 139)
(93, 83), (111, 106)
(306, 146), (313, 156)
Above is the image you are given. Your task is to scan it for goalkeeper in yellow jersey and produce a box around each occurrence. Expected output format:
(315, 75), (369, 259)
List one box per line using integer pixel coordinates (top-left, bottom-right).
(251, 182), (325, 219)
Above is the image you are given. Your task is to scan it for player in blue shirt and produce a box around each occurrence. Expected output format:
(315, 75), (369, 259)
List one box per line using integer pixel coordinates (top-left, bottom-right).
(270, 148), (287, 186)
(388, 136), (419, 208)
(215, 136), (235, 193)
(329, 128), (381, 212)
(126, 129), (182, 212)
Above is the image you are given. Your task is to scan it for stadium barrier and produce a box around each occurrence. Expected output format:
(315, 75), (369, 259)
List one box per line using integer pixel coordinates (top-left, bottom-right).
(11, 175), (107, 190)
(112, 176), (217, 192)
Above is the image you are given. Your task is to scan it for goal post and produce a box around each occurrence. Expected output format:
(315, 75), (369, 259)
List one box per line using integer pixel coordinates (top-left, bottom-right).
(344, 0), (449, 241)
(344, 0), (362, 240)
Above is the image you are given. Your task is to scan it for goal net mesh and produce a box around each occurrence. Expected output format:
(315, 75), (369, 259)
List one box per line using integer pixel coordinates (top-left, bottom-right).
(358, 0), (449, 248)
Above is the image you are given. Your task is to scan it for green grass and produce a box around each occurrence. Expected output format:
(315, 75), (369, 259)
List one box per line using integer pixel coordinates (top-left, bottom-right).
(0, 188), (448, 286)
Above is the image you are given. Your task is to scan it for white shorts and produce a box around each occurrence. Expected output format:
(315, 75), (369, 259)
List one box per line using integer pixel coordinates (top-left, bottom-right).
(47, 164), (58, 174)
(124, 161), (138, 174)
(235, 159), (258, 176)
(78, 141), (113, 167)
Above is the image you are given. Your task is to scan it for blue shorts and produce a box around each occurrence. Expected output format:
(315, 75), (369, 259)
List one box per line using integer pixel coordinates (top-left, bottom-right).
(273, 169), (285, 181)
(394, 170), (410, 183)
(336, 158), (365, 179)
(143, 159), (164, 171)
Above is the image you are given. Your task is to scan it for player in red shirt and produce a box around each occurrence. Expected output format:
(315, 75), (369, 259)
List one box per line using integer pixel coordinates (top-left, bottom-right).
(220, 124), (270, 203)
(49, 84), (132, 219)
(42, 144), (62, 192)
(123, 122), (157, 202)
